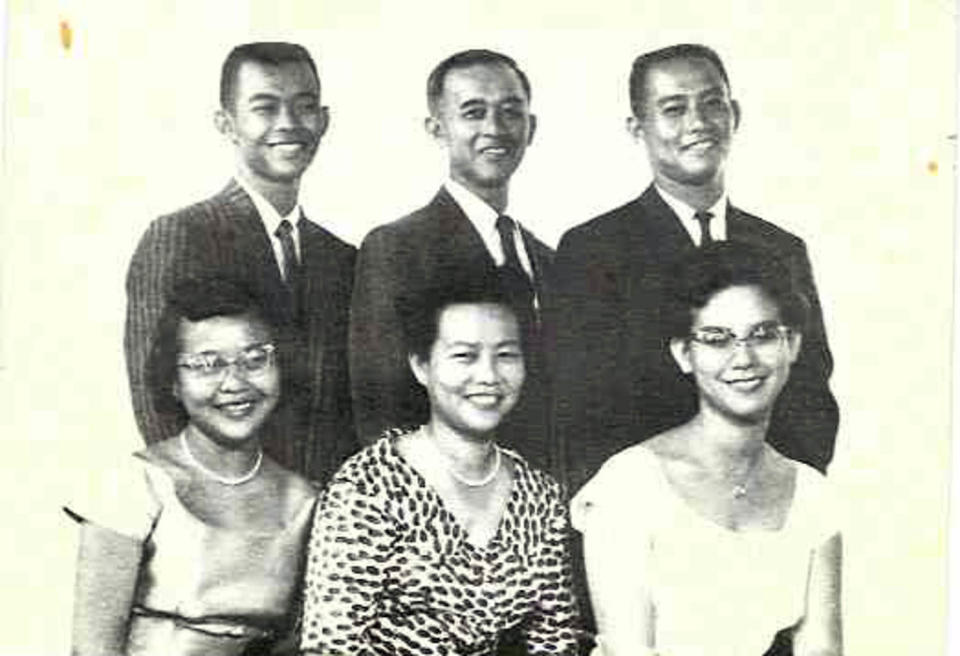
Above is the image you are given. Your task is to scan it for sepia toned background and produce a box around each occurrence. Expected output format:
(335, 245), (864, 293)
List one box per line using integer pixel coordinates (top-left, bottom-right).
(1, 0), (955, 653)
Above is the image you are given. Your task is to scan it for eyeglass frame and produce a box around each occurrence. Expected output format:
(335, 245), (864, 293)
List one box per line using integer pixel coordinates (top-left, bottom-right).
(176, 342), (277, 379)
(686, 321), (792, 354)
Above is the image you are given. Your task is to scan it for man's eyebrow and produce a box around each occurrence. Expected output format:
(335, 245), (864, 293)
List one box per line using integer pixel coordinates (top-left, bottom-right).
(246, 93), (280, 104)
(655, 94), (688, 105)
(246, 91), (318, 104)
(457, 94), (525, 109)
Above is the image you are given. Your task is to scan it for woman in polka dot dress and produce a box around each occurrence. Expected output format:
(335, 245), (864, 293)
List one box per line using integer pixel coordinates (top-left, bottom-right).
(301, 275), (581, 655)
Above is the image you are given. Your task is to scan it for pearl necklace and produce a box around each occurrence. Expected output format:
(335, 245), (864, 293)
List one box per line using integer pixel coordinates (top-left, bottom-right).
(180, 433), (262, 486)
(449, 445), (502, 487)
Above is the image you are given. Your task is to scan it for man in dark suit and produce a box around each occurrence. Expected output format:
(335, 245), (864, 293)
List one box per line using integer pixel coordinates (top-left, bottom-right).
(350, 49), (556, 471)
(125, 42), (356, 484)
(553, 44), (838, 493)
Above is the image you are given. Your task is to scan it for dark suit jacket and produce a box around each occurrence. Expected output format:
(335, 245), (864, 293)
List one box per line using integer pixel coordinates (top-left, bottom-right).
(553, 184), (838, 492)
(350, 187), (557, 471)
(125, 180), (358, 484)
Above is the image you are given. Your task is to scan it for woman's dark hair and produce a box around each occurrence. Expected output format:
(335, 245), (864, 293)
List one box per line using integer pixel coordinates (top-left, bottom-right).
(146, 276), (282, 431)
(664, 242), (810, 339)
(397, 268), (527, 363)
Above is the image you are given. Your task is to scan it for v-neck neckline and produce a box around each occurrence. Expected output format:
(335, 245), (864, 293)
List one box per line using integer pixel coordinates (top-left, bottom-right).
(387, 434), (520, 552)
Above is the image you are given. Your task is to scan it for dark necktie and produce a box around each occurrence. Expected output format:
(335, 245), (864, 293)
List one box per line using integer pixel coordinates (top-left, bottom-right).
(275, 219), (303, 320)
(694, 210), (714, 246)
(495, 215), (536, 315)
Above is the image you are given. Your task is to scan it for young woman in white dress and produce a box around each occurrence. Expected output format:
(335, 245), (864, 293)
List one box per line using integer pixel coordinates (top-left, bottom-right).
(573, 243), (842, 656)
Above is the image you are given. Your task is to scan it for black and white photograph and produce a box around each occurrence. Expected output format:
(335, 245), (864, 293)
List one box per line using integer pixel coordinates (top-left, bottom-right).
(0, 0), (955, 654)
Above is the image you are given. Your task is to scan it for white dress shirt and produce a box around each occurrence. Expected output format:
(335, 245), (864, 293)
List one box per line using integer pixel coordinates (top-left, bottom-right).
(655, 185), (729, 246)
(236, 176), (303, 280)
(444, 178), (536, 279)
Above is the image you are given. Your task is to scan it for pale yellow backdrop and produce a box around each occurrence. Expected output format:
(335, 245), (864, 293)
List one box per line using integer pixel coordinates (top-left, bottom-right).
(0, 0), (955, 654)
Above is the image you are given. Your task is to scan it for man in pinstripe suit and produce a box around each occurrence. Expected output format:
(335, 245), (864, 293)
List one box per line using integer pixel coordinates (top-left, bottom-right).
(124, 42), (357, 484)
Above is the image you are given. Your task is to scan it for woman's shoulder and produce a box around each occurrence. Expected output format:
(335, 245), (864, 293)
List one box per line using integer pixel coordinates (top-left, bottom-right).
(500, 446), (563, 496)
(570, 441), (664, 531)
(773, 452), (842, 540)
(325, 431), (415, 493)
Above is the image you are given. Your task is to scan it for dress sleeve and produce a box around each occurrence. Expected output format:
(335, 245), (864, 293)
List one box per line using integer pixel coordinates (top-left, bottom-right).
(300, 478), (398, 655)
(796, 464), (844, 545)
(64, 455), (161, 541)
(524, 478), (582, 655)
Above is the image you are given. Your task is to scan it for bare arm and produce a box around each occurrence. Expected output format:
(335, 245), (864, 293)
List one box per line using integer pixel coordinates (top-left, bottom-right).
(795, 532), (843, 656)
(582, 518), (657, 656)
(71, 522), (143, 656)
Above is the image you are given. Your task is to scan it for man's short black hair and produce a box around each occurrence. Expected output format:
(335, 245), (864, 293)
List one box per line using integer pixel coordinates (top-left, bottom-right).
(220, 41), (319, 112)
(629, 43), (730, 119)
(426, 49), (532, 116)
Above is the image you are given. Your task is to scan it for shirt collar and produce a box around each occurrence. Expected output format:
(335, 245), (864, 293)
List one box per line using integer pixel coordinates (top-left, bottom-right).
(235, 175), (302, 237)
(444, 178), (500, 234)
(654, 184), (728, 243)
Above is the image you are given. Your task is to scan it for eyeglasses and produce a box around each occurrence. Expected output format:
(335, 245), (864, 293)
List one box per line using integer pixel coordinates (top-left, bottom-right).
(177, 343), (276, 379)
(688, 322), (790, 355)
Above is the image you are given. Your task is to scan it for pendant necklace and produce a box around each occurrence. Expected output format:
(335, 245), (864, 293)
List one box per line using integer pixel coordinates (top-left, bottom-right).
(731, 448), (764, 499)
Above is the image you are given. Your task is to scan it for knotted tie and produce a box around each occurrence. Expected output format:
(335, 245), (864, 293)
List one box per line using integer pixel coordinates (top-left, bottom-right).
(495, 214), (536, 315)
(694, 210), (714, 246)
(275, 219), (303, 320)
(497, 214), (534, 310)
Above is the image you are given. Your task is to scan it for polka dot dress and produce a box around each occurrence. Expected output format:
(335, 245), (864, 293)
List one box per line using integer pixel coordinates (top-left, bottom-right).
(301, 431), (581, 655)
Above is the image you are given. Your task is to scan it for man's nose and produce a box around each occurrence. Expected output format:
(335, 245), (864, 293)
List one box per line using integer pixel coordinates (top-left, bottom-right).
(686, 103), (708, 130)
(482, 108), (508, 134)
(275, 102), (301, 129)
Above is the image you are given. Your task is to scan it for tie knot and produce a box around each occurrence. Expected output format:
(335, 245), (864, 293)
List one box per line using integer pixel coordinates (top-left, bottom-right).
(694, 210), (714, 246)
(275, 219), (294, 239)
(496, 214), (516, 237)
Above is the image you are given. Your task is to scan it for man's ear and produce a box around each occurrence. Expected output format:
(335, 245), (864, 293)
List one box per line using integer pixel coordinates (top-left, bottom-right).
(526, 113), (537, 145)
(626, 115), (644, 142)
(316, 106), (331, 140)
(731, 98), (742, 131)
(214, 108), (237, 144)
(669, 337), (693, 374)
(424, 115), (444, 142)
(172, 379), (181, 400)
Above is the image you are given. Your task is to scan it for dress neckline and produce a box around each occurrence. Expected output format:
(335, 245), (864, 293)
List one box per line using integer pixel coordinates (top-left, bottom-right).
(642, 445), (800, 538)
(134, 451), (315, 536)
(385, 432), (522, 551)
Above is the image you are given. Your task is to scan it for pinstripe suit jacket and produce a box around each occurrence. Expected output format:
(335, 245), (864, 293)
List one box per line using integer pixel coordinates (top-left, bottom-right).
(124, 180), (357, 483)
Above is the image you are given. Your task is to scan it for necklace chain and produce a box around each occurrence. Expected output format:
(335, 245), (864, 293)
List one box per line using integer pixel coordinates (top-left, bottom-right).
(179, 433), (263, 486)
(730, 449), (763, 499)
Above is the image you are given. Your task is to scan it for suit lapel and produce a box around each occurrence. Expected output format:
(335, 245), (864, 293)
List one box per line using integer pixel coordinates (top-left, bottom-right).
(215, 180), (297, 322)
(636, 185), (698, 255)
(430, 188), (496, 270)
